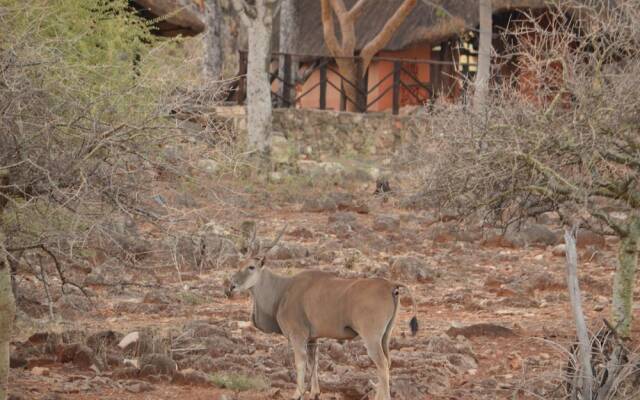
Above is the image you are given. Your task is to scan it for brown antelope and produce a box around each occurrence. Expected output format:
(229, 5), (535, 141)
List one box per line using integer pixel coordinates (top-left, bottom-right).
(225, 227), (418, 400)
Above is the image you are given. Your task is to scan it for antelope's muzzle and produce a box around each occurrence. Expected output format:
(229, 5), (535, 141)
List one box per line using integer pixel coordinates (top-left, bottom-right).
(225, 283), (236, 298)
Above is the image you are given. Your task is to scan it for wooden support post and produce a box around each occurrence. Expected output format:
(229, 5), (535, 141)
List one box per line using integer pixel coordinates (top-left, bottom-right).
(237, 50), (248, 105)
(356, 59), (368, 113)
(392, 61), (401, 115)
(282, 53), (292, 107)
(319, 59), (327, 110)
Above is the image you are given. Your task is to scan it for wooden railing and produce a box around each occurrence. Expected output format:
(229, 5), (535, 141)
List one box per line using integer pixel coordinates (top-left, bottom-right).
(234, 51), (475, 115)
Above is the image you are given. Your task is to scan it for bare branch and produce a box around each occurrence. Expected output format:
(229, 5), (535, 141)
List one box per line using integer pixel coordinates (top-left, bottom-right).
(360, 0), (417, 72)
(320, 0), (342, 56)
(347, 0), (369, 22)
(231, 0), (252, 26)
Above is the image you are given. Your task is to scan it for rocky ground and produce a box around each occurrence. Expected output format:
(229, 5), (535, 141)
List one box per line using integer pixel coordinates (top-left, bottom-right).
(7, 159), (640, 400)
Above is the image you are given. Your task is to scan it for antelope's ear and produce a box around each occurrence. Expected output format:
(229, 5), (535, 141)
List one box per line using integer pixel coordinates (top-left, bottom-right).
(258, 256), (266, 268)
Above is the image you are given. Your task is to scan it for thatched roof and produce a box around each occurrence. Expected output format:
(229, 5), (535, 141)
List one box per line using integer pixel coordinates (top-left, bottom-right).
(274, 0), (548, 55)
(131, 0), (205, 36)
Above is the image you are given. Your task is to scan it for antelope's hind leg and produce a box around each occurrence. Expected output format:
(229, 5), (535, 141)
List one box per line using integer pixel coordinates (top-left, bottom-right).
(364, 336), (391, 400)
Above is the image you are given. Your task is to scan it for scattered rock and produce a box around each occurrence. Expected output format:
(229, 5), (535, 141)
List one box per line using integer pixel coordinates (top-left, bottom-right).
(268, 171), (285, 183)
(297, 160), (345, 178)
(426, 334), (476, 361)
(124, 380), (155, 393)
(9, 354), (27, 369)
(206, 335), (236, 358)
(551, 244), (566, 257)
(143, 291), (172, 305)
(30, 366), (50, 376)
(482, 234), (518, 248)
(271, 135), (294, 165)
(118, 332), (140, 350)
(54, 294), (92, 319)
(113, 366), (140, 379)
(388, 255), (437, 283)
(269, 243), (309, 260)
(87, 330), (122, 350)
(446, 323), (516, 338)
(372, 214), (400, 231)
(326, 342), (347, 363)
(139, 354), (177, 377)
(289, 226), (314, 239)
(301, 197), (337, 213)
(172, 368), (211, 386)
(328, 212), (358, 225)
(197, 158), (220, 176)
(576, 230), (606, 249)
(428, 222), (482, 243)
(57, 343), (99, 369)
(507, 224), (560, 247)
(523, 271), (564, 293)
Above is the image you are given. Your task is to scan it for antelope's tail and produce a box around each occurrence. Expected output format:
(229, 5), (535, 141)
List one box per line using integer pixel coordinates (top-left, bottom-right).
(396, 284), (418, 336)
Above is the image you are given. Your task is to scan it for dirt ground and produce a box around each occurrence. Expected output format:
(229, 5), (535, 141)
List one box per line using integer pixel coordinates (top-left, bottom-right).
(7, 169), (640, 400)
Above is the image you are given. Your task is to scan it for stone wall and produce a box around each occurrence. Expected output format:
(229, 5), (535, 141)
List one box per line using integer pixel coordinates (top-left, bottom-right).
(272, 108), (422, 158)
(210, 106), (424, 160)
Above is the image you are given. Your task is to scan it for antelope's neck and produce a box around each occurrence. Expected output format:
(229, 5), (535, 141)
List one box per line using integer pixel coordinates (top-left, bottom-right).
(250, 269), (291, 315)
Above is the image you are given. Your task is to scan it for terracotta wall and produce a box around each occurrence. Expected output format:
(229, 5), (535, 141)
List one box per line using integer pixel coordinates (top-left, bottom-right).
(295, 44), (432, 112)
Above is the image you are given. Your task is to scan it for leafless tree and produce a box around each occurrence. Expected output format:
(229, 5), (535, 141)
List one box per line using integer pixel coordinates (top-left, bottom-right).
(278, 0), (297, 104)
(0, 3), (213, 397)
(231, 0), (279, 161)
(320, 0), (417, 111)
(414, 2), (640, 395)
(473, 0), (492, 115)
(0, 191), (14, 400)
(202, 0), (224, 80)
(420, 0), (640, 339)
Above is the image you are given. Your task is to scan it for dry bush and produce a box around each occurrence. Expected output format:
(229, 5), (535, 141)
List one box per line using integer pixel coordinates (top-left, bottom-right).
(420, 0), (640, 226)
(0, 1), (235, 301)
(412, 0), (640, 397)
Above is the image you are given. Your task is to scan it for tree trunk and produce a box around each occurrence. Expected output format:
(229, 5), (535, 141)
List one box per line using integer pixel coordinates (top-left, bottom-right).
(246, 16), (274, 158)
(612, 215), (640, 338)
(473, 0), (492, 115)
(278, 0), (297, 105)
(0, 231), (16, 400)
(336, 59), (359, 112)
(564, 226), (593, 400)
(202, 0), (223, 81)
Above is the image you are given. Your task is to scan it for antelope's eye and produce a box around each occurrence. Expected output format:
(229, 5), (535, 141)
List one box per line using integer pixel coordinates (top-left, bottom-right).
(248, 265), (256, 271)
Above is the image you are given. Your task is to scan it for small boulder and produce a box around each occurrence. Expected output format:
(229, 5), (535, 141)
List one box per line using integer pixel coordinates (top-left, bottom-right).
(328, 212), (358, 225)
(143, 291), (172, 305)
(54, 294), (92, 319)
(197, 158), (220, 176)
(508, 224), (560, 247)
(172, 368), (211, 386)
(388, 255), (437, 283)
(577, 230), (606, 249)
(139, 354), (177, 377)
(124, 380), (155, 393)
(373, 214), (400, 232)
(57, 343), (99, 369)
(551, 244), (566, 257)
(118, 332), (140, 350)
(301, 197), (337, 213)
(446, 323), (516, 338)
(269, 243), (309, 260)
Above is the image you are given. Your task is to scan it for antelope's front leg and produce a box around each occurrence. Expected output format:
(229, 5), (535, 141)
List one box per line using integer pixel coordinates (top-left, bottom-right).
(290, 336), (309, 399)
(308, 340), (320, 399)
